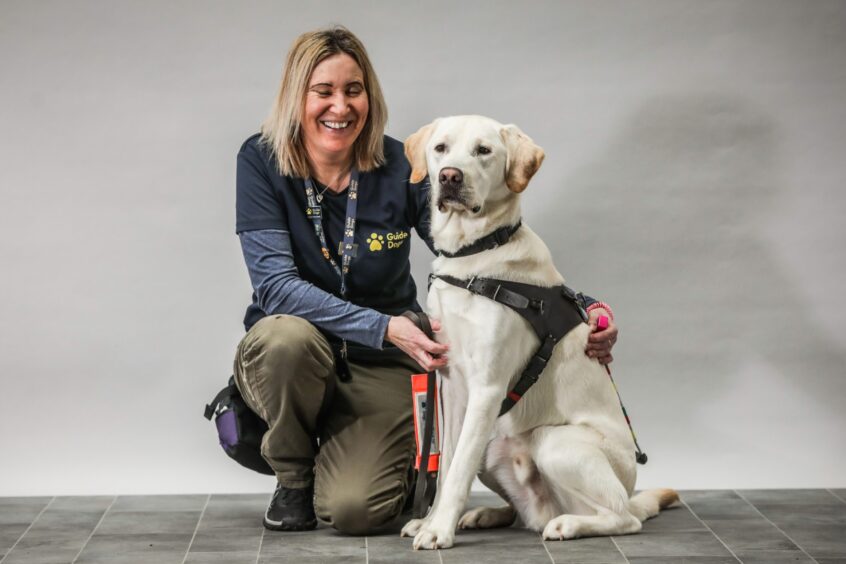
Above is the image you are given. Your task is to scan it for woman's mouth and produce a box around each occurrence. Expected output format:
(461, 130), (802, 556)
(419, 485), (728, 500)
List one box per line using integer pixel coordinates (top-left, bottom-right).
(320, 120), (352, 130)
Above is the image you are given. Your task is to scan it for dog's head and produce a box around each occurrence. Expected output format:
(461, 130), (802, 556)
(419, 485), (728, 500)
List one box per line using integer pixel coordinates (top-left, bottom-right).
(404, 115), (545, 215)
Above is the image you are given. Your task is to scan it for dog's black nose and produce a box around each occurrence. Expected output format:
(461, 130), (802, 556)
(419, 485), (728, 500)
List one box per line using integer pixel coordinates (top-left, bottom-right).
(439, 167), (463, 188)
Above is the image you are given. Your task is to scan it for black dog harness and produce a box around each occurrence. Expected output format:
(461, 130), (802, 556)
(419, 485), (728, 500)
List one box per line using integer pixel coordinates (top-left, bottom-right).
(430, 219), (590, 415)
(431, 273), (588, 416)
(409, 220), (647, 517)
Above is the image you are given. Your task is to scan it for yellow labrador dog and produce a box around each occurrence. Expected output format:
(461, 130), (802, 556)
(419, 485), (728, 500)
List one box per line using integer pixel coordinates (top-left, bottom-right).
(400, 115), (677, 550)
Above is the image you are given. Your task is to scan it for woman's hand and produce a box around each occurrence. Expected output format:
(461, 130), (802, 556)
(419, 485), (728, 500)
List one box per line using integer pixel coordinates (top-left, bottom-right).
(386, 315), (449, 372)
(585, 308), (618, 365)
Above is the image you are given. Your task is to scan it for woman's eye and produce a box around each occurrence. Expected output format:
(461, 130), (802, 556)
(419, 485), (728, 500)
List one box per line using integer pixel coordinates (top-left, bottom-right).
(477, 145), (491, 155)
(434, 143), (446, 153)
(315, 91), (331, 97)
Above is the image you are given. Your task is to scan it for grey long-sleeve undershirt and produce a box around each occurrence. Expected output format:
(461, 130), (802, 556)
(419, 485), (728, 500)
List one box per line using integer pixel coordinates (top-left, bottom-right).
(239, 228), (390, 349)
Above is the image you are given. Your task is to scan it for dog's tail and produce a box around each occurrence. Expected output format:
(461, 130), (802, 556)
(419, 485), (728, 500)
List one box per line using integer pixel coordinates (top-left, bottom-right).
(628, 489), (680, 522)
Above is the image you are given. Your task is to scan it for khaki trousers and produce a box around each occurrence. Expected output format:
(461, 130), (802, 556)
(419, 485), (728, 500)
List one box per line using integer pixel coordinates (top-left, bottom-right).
(233, 314), (420, 534)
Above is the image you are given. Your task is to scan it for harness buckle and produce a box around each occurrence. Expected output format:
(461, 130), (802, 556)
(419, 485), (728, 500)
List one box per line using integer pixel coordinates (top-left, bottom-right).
(466, 276), (477, 291)
(530, 299), (545, 315)
(575, 292), (589, 322)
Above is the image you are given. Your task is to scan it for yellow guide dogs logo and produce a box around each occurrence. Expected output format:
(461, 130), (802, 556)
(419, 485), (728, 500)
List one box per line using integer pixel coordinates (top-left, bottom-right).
(366, 230), (408, 252)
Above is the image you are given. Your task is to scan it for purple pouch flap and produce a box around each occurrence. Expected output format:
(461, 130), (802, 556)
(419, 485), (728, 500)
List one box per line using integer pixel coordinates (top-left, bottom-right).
(215, 409), (238, 452)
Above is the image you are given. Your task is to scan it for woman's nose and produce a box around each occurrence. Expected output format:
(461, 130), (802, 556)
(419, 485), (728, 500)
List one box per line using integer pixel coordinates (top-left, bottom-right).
(330, 92), (350, 112)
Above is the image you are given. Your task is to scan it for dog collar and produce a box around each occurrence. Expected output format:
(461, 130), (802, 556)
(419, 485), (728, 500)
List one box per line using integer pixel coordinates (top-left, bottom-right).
(437, 220), (522, 258)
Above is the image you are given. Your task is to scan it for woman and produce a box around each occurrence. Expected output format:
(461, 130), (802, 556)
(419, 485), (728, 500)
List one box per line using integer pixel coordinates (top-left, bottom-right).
(233, 26), (618, 535)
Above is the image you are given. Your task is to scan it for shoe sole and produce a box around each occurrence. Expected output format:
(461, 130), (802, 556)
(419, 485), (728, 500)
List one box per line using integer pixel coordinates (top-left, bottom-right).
(263, 516), (318, 531)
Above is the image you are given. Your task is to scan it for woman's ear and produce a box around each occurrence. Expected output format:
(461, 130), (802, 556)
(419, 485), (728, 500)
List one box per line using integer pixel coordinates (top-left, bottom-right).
(404, 120), (438, 183)
(500, 124), (545, 193)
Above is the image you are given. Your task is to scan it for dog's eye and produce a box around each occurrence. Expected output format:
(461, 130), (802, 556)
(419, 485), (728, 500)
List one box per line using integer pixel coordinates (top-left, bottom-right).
(434, 143), (446, 153)
(476, 145), (491, 155)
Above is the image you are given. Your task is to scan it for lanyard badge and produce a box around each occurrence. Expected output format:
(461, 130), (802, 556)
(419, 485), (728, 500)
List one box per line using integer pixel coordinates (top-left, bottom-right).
(304, 170), (361, 373)
(303, 169), (360, 298)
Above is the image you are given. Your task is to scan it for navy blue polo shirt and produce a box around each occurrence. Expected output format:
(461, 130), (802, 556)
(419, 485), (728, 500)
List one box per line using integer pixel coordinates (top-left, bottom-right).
(236, 134), (432, 334)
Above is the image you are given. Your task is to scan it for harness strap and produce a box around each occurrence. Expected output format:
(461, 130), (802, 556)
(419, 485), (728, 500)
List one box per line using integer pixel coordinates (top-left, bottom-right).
(498, 335), (556, 416)
(438, 221), (522, 258)
(402, 311), (439, 519)
(434, 274), (531, 310)
(431, 274), (585, 416)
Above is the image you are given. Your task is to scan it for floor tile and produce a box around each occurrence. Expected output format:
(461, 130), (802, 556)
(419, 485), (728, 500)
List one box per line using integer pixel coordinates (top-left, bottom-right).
(1, 537), (86, 564)
(23, 510), (105, 538)
(0, 498), (52, 526)
(74, 532), (194, 564)
(738, 489), (842, 506)
(642, 505), (708, 532)
(184, 550), (259, 563)
(259, 528), (366, 559)
(367, 530), (440, 563)
(1, 510), (105, 564)
(198, 493), (266, 531)
(259, 557), (363, 564)
(0, 498), (53, 509)
(95, 510), (202, 535)
(776, 524), (846, 559)
(189, 526), (263, 552)
(613, 530), (734, 558)
(733, 549), (816, 563)
(627, 558), (739, 564)
(543, 535), (627, 563)
(683, 491), (763, 521)
(47, 496), (114, 513)
(704, 519), (798, 551)
(109, 494), (208, 513)
(752, 502), (846, 526)
(1, 524), (31, 554)
(3, 490), (842, 563)
(440, 527), (551, 563)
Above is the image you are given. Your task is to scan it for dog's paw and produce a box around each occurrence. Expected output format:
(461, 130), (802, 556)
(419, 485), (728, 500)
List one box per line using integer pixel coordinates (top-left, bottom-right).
(400, 518), (426, 538)
(458, 505), (516, 529)
(413, 523), (455, 550)
(543, 515), (581, 540)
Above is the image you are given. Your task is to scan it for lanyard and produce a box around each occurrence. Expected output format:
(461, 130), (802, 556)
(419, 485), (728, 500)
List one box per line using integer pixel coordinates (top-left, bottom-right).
(303, 168), (360, 299)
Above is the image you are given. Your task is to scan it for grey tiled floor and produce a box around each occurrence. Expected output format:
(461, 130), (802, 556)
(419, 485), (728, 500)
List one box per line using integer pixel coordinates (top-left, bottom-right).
(1, 489), (845, 563)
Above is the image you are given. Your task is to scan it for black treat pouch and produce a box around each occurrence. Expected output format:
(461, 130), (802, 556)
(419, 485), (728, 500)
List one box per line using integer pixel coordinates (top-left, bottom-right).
(204, 376), (273, 475)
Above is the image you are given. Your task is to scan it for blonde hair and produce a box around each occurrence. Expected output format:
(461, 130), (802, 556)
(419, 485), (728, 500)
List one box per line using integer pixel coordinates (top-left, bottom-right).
(260, 26), (388, 178)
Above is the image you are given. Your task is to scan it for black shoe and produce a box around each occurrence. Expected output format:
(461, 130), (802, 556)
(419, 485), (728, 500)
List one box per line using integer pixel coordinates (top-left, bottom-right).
(263, 482), (317, 531)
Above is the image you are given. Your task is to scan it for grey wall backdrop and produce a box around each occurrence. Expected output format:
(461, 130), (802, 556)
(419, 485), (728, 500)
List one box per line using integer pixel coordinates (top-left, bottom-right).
(1, 0), (844, 496)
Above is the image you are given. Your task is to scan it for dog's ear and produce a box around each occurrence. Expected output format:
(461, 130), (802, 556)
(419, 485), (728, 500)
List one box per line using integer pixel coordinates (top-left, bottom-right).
(404, 121), (437, 183)
(501, 124), (545, 193)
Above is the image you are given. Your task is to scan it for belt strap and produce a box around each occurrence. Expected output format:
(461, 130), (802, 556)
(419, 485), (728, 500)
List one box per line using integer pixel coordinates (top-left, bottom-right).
(204, 375), (237, 420)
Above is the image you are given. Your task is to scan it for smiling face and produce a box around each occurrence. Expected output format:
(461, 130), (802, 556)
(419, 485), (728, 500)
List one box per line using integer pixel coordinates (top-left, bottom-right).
(302, 52), (369, 165)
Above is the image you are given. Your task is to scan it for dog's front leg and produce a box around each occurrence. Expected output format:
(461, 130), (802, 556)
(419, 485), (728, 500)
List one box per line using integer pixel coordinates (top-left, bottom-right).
(413, 385), (502, 550)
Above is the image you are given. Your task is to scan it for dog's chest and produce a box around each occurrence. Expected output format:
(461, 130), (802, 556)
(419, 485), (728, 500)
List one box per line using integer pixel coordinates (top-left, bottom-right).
(428, 281), (540, 383)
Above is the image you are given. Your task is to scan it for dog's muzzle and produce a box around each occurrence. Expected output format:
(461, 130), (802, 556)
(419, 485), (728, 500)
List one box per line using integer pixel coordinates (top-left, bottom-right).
(437, 167), (479, 213)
